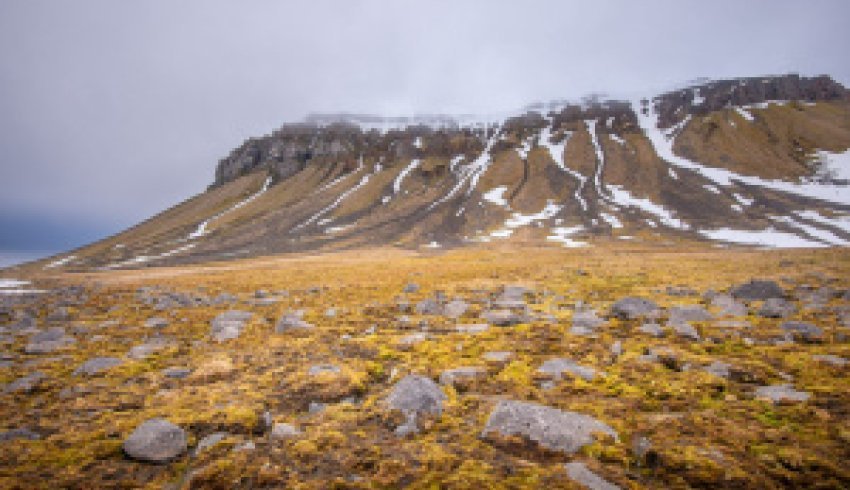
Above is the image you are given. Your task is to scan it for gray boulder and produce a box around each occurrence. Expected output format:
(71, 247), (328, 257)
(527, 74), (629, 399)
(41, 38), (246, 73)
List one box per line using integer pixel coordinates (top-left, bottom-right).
(195, 432), (227, 454)
(638, 323), (664, 337)
(672, 323), (701, 341)
(812, 354), (847, 367)
(538, 358), (599, 381)
(443, 300), (469, 319)
(781, 321), (823, 342)
(730, 280), (783, 301)
(667, 305), (713, 324)
(123, 418), (187, 463)
(210, 310), (253, 341)
(758, 298), (796, 318)
(74, 357), (123, 376)
(271, 423), (302, 439)
(754, 384), (810, 403)
(403, 283), (420, 294)
(144, 317), (169, 328)
(456, 323), (489, 334)
(482, 351), (513, 363)
(564, 462), (621, 490)
(609, 297), (659, 320)
(0, 427), (40, 442)
(703, 361), (731, 378)
(415, 298), (442, 316)
(162, 367), (192, 379)
(481, 309), (527, 327)
(275, 311), (314, 332)
(384, 375), (446, 436)
(24, 327), (75, 354)
(481, 400), (617, 455)
(4, 371), (46, 394)
(710, 294), (748, 317)
(127, 338), (172, 360)
(308, 364), (341, 376)
(572, 310), (604, 330)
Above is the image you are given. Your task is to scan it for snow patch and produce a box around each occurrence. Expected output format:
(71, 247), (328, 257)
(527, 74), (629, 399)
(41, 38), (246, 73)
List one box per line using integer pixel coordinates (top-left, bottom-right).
(703, 184), (721, 194)
(539, 125), (588, 211)
(482, 186), (510, 208)
(547, 226), (588, 248)
(811, 148), (850, 182)
(585, 119), (608, 198)
(44, 255), (77, 269)
(770, 216), (849, 246)
(794, 210), (850, 234)
(608, 184), (688, 230)
(392, 158), (421, 195)
(600, 212), (623, 228)
(190, 176), (272, 239)
(699, 228), (826, 248)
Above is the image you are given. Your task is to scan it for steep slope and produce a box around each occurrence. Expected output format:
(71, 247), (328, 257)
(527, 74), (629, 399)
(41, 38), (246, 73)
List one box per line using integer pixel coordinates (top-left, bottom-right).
(17, 74), (850, 272)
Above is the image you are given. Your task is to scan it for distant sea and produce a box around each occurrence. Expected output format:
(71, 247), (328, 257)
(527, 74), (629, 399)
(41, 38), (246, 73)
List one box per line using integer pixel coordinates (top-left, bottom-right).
(0, 251), (56, 269)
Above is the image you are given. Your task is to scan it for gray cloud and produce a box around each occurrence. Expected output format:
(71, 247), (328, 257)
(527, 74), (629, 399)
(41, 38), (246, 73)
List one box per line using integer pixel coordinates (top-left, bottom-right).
(1, 0), (849, 250)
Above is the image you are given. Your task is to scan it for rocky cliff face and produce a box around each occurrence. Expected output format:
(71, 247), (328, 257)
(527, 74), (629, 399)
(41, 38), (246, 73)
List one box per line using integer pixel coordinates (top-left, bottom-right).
(24, 74), (850, 271)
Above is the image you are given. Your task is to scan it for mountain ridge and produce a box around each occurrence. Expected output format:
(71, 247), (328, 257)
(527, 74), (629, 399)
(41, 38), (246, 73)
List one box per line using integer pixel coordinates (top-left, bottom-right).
(10, 73), (850, 273)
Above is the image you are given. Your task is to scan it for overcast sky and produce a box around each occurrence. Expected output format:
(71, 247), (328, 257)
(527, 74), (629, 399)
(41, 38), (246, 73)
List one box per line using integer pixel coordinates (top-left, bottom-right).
(1, 0), (849, 263)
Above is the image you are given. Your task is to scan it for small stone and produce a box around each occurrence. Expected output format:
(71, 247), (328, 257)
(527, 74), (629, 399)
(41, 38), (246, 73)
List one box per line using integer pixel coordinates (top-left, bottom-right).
(195, 432), (228, 454)
(233, 440), (255, 452)
(123, 418), (187, 463)
(481, 309), (527, 326)
(812, 354), (847, 367)
(403, 283), (420, 294)
(672, 323), (701, 341)
(564, 461), (620, 490)
(74, 357), (123, 376)
(482, 351), (513, 363)
(572, 309), (605, 330)
(270, 423), (302, 439)
(0, 427), (40, 442)
(162, 367), (192, 379)
(398, 332), (428, 347)
(144, 317), (169, 329)
(638, 323), (664, 337)
(308, 401), (326, 414)
(439, 366), (487, 386)
(308, 364), (341, 376)
(456, 323), (489, 334)
(703, 361), (731, 378)
(539, 358), (599, 381)
(210, 310), (253, 341)
(610, 341), (623, 358)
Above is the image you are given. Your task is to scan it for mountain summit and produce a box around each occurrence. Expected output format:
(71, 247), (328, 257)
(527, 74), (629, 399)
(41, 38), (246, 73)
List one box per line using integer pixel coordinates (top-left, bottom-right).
(27, 74), (850, 271)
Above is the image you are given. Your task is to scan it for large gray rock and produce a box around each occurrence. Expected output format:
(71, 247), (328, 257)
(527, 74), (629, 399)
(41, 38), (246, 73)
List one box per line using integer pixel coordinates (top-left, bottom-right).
(443, 300), (469, 319)
(74, 357), (123, 376)
(481, 309), (528, 327)
(481, 400), (617, 455)
(667, 305), (713, 324)
(564, 462), (621, 490)
(572, 310), (605, 330)
(538, 358), (599, 381)
(210, 310), (253, 341)
(609, 297), (659, 320)
(415, 298), (442, 316)
(123, 418), (187, 463)
(730, 280), (784, 301)
(24, 327), (75, 354)
(754, 384), (810, 403)
(127, 339), (172, 360)
(4, 371), (46, 394)
(710, 294), (748, 317)
(758, 298), (796, 318)
(0, 427), (40, 442)
(781, 321), (823, 342)
(275, 311), (314, 332)
(384, 375), (446, 436)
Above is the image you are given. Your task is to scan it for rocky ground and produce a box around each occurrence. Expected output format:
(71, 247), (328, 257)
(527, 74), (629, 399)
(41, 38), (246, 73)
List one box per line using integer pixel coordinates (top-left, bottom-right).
(2, 244), (850, 489)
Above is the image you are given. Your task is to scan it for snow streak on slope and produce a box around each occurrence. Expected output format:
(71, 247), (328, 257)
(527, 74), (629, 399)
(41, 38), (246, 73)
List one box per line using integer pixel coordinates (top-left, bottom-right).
(104, 243), (198, 270)
(608, 185), (688, 230)
(769, 216), (849, 246)
(538, 125), (588, 211)
(585, 119), (609, 198)
(427, 129), (499, 210)
(44, 255), (77, 269)
(699, 228), (825, 248)
(794, 210), (850, 234)
(392, 159), (421, 195)
(633, 99), (850, 206)
(190, 176), (272, 239)
(292, 166), (373, 232)
(547, 226), (587, 248)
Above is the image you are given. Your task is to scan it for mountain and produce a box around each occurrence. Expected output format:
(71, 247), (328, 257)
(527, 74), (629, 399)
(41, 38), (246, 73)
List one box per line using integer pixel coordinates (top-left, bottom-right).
(23, 74), (850, 271)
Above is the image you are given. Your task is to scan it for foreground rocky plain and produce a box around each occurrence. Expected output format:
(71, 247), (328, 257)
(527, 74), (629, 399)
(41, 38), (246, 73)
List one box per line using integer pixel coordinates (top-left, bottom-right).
(2, 243), (850, 489)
